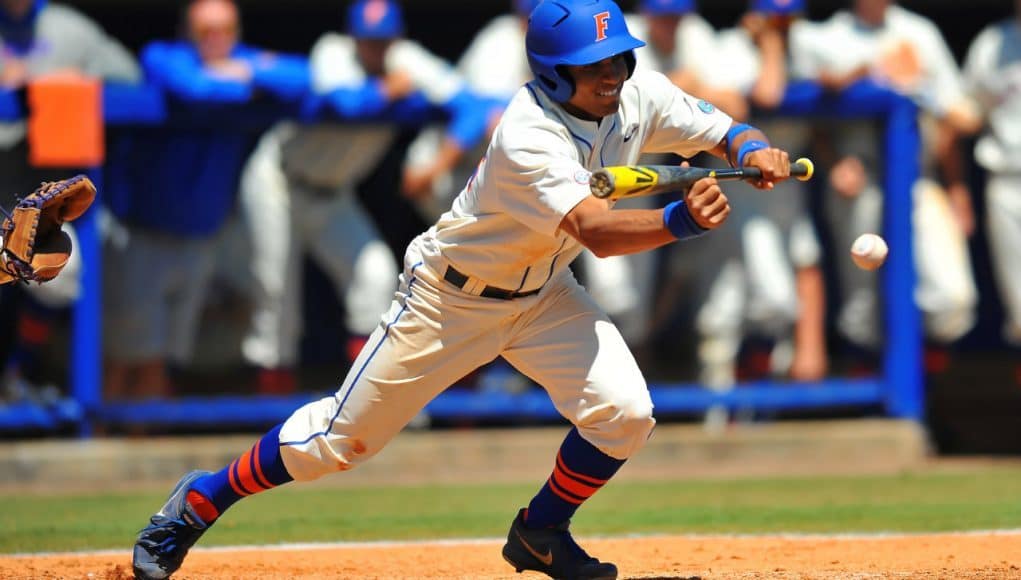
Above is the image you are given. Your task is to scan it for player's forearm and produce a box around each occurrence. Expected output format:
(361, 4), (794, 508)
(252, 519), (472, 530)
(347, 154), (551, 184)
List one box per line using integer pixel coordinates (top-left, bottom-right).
(749, 38), (788, 109)
(570, 208), (679, 258)
(431, 138), (466, 178)
(717, 124), (771, 167)
(793, 265), (826, 358)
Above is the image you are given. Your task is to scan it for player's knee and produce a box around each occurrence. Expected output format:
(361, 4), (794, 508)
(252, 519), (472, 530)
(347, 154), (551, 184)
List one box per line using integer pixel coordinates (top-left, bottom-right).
(924, 306), (976, 344)
(581, 395), (656, 459)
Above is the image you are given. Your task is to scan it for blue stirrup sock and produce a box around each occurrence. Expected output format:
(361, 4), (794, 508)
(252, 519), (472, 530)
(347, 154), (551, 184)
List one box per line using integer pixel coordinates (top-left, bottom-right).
(187, 423), (294, 522)
(524, 427), (625, 529)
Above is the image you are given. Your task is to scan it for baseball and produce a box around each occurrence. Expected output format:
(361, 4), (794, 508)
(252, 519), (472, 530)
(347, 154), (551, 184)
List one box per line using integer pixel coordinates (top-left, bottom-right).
(851, 233), (889, 270)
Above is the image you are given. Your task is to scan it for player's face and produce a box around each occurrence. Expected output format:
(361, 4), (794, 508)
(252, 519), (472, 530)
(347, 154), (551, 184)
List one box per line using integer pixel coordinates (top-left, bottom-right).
(647, 15), (681, 56)
(562, 54), (629, 121)
(356, 38), (393, 76)
(853, 0), (889, 26)
(189, 0), (239, 63)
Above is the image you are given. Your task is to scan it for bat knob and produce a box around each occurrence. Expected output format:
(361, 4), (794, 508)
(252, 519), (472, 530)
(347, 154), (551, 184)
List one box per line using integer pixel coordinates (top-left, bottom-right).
(589, 169), (615, 199)
(794, 157), (815, 182)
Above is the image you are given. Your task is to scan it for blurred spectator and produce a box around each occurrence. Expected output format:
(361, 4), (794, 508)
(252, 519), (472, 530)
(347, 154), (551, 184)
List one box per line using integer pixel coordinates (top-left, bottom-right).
(238, 0), (488, 394)
(102, 0), (309, 401)
(962, 3), (1021, 373)
(0, 0), (139, 402)
(403, 0), (536, 221)
(401, 0), (540, 395)
(627, 0), (748, 120)
(695, 0), (828, 410)
(572, 0), (750, 352)
(806, 0), (981, 367)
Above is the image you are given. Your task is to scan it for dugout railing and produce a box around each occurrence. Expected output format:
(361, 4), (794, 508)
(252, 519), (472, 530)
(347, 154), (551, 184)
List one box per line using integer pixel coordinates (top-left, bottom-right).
(0, 79), (922, 436)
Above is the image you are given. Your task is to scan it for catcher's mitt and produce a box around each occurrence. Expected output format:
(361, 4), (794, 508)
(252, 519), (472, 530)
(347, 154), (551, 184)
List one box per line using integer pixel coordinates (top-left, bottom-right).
(0, 175), (96, 285)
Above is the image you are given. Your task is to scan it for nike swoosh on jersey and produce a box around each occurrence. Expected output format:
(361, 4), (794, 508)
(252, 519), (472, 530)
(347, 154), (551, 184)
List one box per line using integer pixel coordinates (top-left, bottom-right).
(515, 530), (553, 566)
(623, 123), (639, 142)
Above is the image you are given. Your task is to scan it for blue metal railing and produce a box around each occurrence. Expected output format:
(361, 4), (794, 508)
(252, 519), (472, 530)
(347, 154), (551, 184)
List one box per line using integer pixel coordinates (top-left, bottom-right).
(0, 79), (921, 434)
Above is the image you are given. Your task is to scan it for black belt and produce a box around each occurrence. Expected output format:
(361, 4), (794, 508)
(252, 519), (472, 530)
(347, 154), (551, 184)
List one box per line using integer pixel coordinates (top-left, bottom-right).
(443, 265), (542, 300)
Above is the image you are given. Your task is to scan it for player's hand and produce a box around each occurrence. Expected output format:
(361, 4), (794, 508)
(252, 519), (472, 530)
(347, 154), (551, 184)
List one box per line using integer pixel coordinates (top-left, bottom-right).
(946, 181), (976, 237)
(743, 147), (790, 190)
(401, 166), (435, 201)
(789, 342), (828, 382)
(207, 59), (253, 82)
(0, 58), (28, 88)
(382, 70), (415, 101)
(829, 155), (867, 198)
(684, 175), (730, 230)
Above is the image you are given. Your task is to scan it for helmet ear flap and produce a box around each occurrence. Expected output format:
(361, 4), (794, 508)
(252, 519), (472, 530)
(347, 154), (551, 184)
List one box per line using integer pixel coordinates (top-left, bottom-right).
(552, 65), (575, 99)
(622, 51), (637, 79)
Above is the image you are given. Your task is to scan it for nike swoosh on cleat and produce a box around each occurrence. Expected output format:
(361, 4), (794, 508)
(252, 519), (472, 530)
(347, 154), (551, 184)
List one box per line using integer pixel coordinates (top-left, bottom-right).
(515, 530), (553, 566)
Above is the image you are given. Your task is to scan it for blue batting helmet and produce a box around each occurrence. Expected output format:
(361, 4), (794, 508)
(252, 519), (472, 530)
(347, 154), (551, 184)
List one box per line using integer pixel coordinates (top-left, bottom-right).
(526, 0), (645, 102)
(751, 0), (804, 14)
(347, 0), (404, 39)
(640, 0), (695, 14)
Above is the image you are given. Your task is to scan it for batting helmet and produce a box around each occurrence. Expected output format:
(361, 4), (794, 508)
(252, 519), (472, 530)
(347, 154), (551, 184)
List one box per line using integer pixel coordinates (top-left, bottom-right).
(526, 0), (645, 102)
(347, 0), (404, 39)
(639, 0), (695, 14)
(750, 0), (805, 14)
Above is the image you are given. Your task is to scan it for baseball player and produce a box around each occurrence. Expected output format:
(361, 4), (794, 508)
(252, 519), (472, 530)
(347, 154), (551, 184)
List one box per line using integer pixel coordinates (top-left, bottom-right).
(697, 0), (828, 397)
(238, 0), (488, 393)
(103, 0), (309, 400)
(133, 1), (793, 579)
(963, 2), (1021, 356)
(0, 0), (139, 402)
(805, 0), (981, 356)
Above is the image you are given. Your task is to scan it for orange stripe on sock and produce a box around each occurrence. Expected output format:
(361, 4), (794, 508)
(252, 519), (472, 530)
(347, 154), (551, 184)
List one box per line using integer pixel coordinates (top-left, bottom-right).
(186, 490), (220, 523)
(551, 466), (600, 499)
(555, 452), (609, 486)
(227, 460), (250, 496)
(250, 440), (272, 490)
(546, 477), (584, 505)
(235, 449), (268, 494)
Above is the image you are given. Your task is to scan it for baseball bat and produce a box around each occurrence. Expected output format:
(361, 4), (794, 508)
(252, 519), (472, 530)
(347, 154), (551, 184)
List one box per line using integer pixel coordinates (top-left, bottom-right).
(589, 157), (815, 200)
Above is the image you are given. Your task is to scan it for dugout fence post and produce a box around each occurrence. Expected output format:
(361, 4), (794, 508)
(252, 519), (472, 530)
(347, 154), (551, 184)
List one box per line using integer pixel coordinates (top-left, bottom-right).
(881, 96), (923, 419)
(71, 167), (103, 437)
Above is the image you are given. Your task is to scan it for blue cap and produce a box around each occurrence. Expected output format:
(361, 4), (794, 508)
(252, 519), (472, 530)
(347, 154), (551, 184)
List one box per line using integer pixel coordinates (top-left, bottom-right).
(515, 0), (543, 16)
(640, 0), (695, 14)
(751, 0), (804, 14)
(347, 0), (404, 39)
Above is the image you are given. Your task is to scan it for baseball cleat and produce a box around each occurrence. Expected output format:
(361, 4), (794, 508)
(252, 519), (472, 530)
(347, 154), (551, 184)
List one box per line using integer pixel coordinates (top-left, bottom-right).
(133, 470), (213, 580)
(502, 508), (618, 580)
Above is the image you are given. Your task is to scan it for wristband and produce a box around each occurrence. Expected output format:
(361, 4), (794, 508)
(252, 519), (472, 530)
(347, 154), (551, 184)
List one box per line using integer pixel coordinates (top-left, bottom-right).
(737, 139), (768, 167)
(726, 123), (755, 165)
(663, 200), (708, 240)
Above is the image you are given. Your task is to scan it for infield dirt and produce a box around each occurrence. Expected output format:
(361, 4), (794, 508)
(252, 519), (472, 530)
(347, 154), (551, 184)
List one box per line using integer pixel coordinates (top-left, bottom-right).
(4, 531), (1020, 579)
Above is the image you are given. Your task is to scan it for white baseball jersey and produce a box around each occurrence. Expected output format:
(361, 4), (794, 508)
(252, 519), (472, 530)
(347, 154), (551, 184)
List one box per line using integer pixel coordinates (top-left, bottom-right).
(416, 68), (732, 292)
(964, 18), (1021, 345)
(714, 20), (824, 95)
(964, 18), (1021, 173)
(804, 5), (966, 117)
(626, 13), (720, 79)
(457, 14), (531, 99)
(278, 33), (465, 189)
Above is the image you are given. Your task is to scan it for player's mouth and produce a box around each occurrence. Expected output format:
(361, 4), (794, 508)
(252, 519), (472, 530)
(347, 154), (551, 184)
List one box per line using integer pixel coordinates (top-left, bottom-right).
(596, 86), (621, 98)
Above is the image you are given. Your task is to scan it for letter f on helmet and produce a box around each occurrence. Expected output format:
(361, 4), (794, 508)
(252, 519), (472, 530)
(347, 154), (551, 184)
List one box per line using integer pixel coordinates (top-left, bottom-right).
(526, 0), (645, 102)
(594, 11), (610, 41)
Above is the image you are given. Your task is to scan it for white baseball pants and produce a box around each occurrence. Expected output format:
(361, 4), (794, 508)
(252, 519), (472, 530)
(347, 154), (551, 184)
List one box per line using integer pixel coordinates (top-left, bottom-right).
(277, 238), (656, 481)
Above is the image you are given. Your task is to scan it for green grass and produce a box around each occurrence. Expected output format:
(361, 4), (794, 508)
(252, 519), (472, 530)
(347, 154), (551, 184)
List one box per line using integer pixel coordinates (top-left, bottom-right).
(3, 468), (1021, 554)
